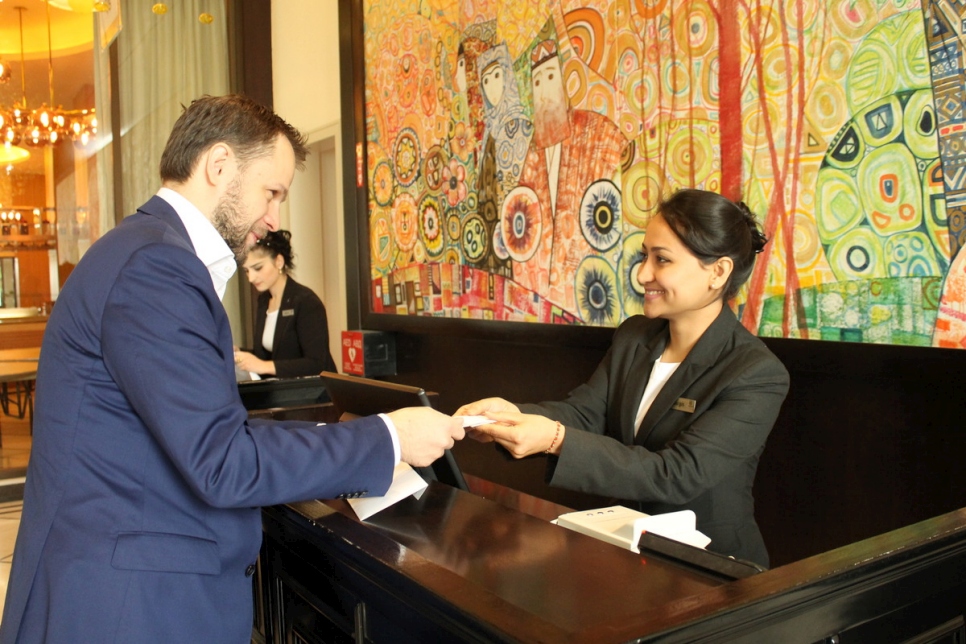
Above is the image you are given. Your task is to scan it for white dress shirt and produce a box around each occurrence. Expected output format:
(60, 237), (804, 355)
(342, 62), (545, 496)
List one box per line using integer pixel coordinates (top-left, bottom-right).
(156, 187), (236, 300)
(154, 187), (401, 464)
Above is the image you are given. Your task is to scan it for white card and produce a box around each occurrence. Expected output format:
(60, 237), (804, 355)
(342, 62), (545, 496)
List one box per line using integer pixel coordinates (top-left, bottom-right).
(457, 415), (491, 428)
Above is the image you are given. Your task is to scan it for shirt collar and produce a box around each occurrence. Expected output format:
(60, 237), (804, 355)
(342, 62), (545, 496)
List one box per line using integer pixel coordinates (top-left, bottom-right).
(156, 187), (236, 300)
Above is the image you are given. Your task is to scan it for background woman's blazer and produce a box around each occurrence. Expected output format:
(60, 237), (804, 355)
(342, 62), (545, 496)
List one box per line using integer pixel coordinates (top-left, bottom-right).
(520, 307), (789, 566)
(252, 277), (337, 378)
(0, 197), (394, 644)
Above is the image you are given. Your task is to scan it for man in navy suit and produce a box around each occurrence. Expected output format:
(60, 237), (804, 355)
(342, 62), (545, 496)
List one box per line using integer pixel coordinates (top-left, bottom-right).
(0, 95), (464, 643)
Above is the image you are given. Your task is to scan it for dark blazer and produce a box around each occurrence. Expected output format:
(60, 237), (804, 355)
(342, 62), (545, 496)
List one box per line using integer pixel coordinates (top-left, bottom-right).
(520, 306), (789, 566)
(0, 196), (394, 644)
(252, 277), (337, 378)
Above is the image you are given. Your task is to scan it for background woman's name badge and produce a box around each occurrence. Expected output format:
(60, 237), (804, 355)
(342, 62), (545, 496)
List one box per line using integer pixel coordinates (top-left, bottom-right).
(282, 309), (295, 317)
(673, 398), (696, 413)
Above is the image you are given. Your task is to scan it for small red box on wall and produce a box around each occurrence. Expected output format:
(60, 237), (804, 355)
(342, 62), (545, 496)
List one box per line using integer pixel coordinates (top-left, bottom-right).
(341, 330), (396, 377)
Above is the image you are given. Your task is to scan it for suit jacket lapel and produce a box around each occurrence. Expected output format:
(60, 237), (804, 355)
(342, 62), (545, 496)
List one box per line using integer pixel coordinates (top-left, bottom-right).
(634, 307), (737, 447)
(272, 279), (295, 354)
(620, 328), (668, 444)
(137, 195), (193, 249)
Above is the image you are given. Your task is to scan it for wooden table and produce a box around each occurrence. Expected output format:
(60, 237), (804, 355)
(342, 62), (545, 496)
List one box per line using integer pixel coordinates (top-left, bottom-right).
(0, 347), (41, 362)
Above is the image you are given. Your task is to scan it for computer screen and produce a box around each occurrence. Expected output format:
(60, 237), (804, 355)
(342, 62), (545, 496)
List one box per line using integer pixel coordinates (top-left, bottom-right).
(237, 375), (330, 410)
(319, 372), (468, 491)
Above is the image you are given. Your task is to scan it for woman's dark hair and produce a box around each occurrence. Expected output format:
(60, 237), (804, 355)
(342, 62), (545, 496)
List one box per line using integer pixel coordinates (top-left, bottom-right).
(159, 94), (308, 183)
(252, 230), (295, 273)
(657, 189), (768, 300)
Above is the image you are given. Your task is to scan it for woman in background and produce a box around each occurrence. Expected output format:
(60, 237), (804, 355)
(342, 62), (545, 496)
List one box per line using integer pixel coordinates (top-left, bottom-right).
(234, 230), (338, 378)
(457, 189), (789, 567)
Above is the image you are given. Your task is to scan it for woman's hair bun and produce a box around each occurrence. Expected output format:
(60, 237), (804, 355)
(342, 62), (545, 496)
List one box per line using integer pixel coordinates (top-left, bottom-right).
(736, 201), (768, 254)
(253, 229), (296, 271)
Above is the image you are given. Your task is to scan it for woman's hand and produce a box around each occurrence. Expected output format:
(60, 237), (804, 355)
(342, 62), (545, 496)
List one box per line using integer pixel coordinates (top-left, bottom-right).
(455, 398), (521, 443)
(234, 350), (273, 375)
(455, 397), (520, 416)
(470, 411), (564, 458)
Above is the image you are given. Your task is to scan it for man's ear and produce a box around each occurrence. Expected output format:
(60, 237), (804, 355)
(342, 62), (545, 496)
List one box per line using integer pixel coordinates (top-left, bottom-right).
(203, 142), (234, 188)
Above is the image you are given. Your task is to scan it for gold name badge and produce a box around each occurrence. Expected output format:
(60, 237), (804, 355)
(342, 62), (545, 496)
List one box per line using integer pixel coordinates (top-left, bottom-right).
(672, 398), (696, 413)
(282, 309), (295, 317)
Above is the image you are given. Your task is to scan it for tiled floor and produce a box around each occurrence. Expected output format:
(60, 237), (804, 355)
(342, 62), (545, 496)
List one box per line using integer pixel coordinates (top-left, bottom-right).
(0, 412), (31, 624)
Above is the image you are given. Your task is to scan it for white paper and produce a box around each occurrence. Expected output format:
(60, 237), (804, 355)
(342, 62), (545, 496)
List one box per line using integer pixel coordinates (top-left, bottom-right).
(346, 462), (429, 521)
(631, 510), (712, 552)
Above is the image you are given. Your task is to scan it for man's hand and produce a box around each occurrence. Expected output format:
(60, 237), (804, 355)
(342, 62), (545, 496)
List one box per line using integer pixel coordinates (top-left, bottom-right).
(386, 407), (465, 467)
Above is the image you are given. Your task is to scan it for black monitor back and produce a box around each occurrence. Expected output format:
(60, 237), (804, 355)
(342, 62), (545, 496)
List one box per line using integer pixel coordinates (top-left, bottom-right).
(319, 372), (468, 491)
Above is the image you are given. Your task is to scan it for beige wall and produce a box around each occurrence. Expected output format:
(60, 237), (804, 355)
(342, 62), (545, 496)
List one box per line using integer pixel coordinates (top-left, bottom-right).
(271, 0), (346, 370)
(272, 0), (342, 132)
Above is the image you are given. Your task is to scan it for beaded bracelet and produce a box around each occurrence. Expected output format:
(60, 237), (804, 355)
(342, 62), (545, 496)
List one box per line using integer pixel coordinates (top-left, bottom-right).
(546, 421), (562, 454)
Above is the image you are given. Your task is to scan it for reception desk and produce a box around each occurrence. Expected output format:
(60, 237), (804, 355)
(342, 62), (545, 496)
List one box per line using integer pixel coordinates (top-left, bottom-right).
(254, 473), (966, 643)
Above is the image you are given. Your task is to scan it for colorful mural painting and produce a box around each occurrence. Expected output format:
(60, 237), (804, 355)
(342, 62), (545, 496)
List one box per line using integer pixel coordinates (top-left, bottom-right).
(362, 0), (966, 348)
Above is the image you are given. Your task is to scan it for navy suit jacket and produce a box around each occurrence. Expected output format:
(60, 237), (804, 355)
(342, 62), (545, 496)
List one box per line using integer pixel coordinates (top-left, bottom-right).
(0, 196), (394, 643)
(521, 307), (789, 566)
(252, 277), (337, 378)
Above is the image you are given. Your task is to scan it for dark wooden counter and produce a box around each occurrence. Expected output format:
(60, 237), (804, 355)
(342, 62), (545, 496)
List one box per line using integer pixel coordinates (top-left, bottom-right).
(255, 474), (966, 643)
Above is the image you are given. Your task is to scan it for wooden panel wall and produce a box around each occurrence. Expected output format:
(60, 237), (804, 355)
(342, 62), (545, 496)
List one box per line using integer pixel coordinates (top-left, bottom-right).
(13, 250), (51, 308)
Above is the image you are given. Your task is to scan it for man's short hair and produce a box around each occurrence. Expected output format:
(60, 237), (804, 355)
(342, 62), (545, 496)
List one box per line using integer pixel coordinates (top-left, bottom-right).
(159, 94), (309, 183)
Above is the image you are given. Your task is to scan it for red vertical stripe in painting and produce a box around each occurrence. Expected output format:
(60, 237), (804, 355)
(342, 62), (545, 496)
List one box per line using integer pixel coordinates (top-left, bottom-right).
(717, 0), (742, 202)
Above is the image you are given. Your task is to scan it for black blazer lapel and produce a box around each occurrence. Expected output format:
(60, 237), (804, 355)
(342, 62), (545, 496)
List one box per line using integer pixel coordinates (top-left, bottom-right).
(634, 361), (708, 447)
(620, 330), (668, 444)
(271, 279), (296, 355)
(634, 307), (737, 447)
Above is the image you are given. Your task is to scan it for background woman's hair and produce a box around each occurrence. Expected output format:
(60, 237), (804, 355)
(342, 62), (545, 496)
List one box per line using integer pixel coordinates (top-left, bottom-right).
(657, 188), (768, 300)
(253, 229), (295, 272)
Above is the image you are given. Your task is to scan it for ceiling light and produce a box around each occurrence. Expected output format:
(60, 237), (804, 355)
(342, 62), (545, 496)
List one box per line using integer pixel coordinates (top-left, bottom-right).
(0, 2), (98, 150)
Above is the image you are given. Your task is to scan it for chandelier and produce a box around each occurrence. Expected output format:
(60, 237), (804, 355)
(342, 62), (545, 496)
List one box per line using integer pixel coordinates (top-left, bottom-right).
(0, 1), (98, 163)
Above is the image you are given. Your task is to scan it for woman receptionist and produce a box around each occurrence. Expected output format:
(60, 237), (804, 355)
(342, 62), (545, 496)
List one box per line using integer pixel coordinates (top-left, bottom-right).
(234, 230), (338, 378)
(457, 189), (789, 567)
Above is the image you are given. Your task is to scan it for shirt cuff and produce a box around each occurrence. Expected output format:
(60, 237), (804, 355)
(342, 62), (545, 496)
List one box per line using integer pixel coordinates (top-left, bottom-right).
(378, 413), (401, 465)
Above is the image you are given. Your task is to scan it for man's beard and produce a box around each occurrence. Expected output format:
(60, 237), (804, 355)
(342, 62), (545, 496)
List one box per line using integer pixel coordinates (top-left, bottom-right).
(211, 177), (256, 261)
